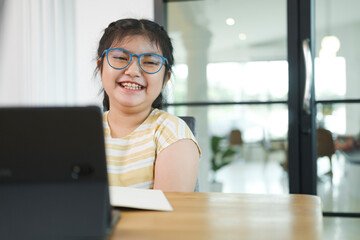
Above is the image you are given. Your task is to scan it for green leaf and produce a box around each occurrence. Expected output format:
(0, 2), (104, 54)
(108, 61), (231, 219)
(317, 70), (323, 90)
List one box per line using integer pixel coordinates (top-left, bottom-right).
(210, 136), (223, 153)
(221, 148), (236, 159)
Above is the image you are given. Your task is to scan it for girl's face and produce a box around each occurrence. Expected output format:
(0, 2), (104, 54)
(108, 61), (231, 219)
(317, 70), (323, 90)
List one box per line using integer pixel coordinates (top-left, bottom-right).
(100, 35), (169, 113)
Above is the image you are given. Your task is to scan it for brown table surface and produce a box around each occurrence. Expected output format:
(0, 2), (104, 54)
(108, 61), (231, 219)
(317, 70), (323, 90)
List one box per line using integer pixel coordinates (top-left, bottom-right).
(109, 192), (323, 240)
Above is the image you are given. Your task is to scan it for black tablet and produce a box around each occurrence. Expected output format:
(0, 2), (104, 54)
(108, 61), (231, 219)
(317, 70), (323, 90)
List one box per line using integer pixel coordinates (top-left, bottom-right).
(0, 106), (118, 239)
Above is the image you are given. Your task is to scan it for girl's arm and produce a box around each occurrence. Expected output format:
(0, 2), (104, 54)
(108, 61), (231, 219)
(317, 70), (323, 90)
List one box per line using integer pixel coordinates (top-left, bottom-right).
(153, 139), (200, 192)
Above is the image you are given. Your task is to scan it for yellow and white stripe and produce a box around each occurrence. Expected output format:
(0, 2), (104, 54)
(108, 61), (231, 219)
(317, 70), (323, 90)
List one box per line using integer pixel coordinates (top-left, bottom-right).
(103, 109), (200, 188)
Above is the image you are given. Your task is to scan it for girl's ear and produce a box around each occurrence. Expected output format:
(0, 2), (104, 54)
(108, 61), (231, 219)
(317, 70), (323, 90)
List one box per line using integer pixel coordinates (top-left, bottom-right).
(97, 59), (102, 74)
(163, 70), (172, 87)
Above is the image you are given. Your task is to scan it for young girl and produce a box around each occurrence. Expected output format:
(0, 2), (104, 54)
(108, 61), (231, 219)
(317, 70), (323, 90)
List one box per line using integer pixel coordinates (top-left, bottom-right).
(95, 18), (201, 192)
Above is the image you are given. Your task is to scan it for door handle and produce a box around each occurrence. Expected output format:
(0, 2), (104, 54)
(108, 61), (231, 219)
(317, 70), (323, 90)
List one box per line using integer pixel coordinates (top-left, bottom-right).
(302, 39), (313, 115)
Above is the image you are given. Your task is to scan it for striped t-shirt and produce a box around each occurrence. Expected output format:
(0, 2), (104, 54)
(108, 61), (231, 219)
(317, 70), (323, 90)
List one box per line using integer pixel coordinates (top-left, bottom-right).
(103, 108), (200, 189)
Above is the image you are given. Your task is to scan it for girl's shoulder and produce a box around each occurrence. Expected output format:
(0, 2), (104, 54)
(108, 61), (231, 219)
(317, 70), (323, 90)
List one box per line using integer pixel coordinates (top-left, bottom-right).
(150, 109), (200, 155)
(150, 109), (195, 138)
(148, 109), (184, 128)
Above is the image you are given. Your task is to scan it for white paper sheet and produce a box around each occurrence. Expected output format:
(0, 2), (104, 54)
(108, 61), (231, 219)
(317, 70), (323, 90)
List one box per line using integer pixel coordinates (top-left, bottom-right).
(109, 186), (173, 211)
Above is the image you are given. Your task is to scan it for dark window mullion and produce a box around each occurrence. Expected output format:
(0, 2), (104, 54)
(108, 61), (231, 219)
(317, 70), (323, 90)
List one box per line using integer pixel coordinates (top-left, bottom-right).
(288, 0), (317, 195)
(164, 101), (287, 107)
(316, 99), (360, 104)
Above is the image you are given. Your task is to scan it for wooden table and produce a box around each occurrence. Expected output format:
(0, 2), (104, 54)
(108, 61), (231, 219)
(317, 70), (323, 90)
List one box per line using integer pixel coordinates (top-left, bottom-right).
(109, 192), (323, 240)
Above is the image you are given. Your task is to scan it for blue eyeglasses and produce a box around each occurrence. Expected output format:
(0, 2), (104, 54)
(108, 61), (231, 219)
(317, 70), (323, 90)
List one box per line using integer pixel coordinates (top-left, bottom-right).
(102, 48), (168, 74)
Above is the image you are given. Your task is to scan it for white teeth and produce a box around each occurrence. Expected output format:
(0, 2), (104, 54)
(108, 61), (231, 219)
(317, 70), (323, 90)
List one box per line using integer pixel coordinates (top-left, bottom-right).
(121, 82), (142, 90)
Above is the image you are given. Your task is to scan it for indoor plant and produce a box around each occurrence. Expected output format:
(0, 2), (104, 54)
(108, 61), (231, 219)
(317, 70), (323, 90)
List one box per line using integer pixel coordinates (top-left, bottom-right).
(210, 135), (237, 191)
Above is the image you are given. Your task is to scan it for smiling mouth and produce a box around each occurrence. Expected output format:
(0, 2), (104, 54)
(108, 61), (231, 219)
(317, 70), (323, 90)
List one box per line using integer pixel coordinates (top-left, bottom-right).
(118, 82), (145, 90)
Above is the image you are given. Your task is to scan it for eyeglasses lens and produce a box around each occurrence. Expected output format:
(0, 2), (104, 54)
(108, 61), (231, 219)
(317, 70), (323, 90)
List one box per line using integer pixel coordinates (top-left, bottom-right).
(139, 54), (163, 73)
(108, 49), (129, 69)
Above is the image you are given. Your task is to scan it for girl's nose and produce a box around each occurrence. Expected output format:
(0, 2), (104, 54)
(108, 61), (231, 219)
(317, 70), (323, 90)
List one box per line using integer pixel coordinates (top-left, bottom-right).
(124, 57), (141, 77)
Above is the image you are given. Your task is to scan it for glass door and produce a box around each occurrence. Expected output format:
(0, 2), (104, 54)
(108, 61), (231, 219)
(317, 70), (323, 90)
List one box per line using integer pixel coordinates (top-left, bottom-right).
(315, 0), (360, 216)
(162, 0), (289, 193)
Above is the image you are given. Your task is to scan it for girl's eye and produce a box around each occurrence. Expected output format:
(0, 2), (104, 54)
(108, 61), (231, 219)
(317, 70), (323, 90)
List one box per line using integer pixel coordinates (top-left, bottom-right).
(113, 56), (128, 61)
(143, 61), (159, 66)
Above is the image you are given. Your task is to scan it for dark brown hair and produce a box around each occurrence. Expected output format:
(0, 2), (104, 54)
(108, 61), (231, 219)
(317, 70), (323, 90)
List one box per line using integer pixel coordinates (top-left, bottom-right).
(95, 18), (174, 111)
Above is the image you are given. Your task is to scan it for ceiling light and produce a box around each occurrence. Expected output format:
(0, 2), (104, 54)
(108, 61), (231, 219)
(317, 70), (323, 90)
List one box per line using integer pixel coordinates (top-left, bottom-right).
(226, 18), (235, 26)
(238, 33), (247, 40)
(319, 35), (341, 58)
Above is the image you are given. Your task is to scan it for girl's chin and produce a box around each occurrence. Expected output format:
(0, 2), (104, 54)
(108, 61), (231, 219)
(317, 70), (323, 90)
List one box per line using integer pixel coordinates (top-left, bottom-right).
(114, 98), (146, 109)
(119, 101), (142, 108)
(108, 94), (158, 111)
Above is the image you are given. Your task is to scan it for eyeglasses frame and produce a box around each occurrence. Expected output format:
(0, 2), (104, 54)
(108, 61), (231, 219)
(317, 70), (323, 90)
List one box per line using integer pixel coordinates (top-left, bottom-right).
(101, 48), (169, 74)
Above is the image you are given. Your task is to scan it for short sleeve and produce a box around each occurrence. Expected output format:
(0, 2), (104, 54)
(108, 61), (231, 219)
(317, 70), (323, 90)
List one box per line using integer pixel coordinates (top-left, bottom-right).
(154, 113), (201, 156)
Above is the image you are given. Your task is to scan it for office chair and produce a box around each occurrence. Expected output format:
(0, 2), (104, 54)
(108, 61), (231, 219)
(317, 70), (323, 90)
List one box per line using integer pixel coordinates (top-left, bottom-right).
(179, 116), (196, 137)
(179, 116), (199, 192)
(317, 128), (336, 177)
